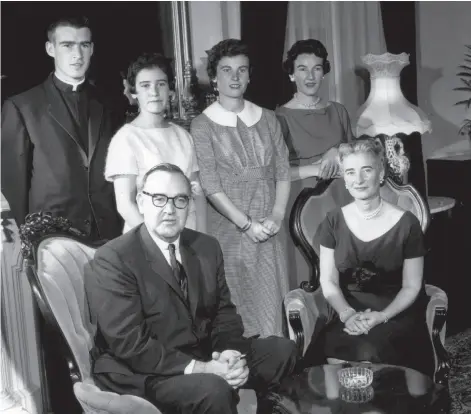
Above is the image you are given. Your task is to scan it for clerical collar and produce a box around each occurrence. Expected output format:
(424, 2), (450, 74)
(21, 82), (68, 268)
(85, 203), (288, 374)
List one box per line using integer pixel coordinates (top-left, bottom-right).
(53, 72), (86, 92)
(203, 100), (262, 127)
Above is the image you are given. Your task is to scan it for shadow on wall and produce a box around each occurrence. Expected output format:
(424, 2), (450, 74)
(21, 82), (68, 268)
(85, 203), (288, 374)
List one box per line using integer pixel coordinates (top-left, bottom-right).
(418, 66), (470, 158)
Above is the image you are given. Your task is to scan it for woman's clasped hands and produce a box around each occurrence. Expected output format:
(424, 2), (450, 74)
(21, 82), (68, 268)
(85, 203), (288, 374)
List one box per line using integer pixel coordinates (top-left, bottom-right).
(343, 309), (387, 335)
(247, 212), (283, 243)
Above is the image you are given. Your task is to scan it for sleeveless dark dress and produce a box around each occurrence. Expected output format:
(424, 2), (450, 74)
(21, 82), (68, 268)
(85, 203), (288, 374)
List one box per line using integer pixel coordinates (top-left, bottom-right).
(314, 208), (435, 376)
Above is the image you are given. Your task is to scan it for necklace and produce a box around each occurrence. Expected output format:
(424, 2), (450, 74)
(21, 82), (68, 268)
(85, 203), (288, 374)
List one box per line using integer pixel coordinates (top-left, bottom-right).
(356, 198), (383, 220)
(294, 93), (321, 109)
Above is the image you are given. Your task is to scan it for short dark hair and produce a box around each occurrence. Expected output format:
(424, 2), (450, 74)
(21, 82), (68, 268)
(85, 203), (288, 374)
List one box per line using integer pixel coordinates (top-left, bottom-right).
(138, 163), (191, 193)
(126, 52), (174, 94)
(206, 39), (250, 80)
(47, 16), (92, 43)
(283, 39), (331, 75)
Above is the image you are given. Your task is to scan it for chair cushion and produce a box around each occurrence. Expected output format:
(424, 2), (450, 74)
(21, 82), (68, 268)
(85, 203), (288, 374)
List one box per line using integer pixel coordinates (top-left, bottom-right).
(37, 237), (97, 381)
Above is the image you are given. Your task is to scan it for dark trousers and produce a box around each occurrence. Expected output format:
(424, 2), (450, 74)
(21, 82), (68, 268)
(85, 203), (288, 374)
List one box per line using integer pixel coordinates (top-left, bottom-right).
(144, 336), (297, 414)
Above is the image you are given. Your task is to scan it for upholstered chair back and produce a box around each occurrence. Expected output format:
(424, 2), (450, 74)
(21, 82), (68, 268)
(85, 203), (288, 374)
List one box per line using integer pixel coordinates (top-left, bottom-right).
(21, 217), (161, 413)
(36, 237), (97, 381)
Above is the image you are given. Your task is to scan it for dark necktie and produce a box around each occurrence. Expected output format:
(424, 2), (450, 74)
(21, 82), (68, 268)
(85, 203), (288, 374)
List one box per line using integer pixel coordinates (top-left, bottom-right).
(168, 243), (188, 301)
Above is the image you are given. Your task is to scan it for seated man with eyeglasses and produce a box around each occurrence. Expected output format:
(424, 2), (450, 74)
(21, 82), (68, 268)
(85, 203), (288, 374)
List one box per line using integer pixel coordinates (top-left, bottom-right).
(84, 163), (298, 414)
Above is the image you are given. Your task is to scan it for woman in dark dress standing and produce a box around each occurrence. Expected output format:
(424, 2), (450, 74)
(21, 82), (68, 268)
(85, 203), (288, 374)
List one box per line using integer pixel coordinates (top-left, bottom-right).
(276, 39), (354, 288)
(306, 138), (434, 376)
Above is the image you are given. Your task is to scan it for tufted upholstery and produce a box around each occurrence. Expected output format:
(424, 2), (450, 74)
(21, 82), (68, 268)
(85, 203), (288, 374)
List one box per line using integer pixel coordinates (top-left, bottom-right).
(34, 236), (162, 414)
(284, 177), (449, 382)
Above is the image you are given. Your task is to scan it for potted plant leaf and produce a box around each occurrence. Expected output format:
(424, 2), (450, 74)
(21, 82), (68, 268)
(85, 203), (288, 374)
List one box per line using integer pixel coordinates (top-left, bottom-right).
(454, 45), (471, 141)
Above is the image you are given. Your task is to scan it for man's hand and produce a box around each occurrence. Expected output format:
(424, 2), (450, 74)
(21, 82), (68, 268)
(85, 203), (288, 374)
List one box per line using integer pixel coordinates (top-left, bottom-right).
(319, 147), (339, 179)
(198, 358), (230, 378)
(212, 351), (250, 388)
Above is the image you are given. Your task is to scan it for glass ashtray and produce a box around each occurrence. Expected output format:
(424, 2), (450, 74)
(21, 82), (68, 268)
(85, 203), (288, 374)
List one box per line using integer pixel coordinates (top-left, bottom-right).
(340, 385), (374, 403)
(338, 367), (373, 389)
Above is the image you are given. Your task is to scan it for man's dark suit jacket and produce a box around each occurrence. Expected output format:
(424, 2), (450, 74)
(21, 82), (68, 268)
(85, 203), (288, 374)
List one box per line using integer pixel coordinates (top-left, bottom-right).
(1, 73), (122, 240)
(85, 224), (247, 398)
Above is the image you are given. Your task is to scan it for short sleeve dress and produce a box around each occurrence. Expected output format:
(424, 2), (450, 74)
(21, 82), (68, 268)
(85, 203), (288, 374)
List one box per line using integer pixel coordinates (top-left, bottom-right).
(312, 208), (435, 376)
(275, 102), (354, 289)
(105, 123), (199, 233)
(190, 100), (290, 338)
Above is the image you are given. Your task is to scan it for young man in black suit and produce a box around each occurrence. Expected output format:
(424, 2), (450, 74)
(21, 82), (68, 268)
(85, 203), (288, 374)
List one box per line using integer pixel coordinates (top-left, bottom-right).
(85, 163), (298, 413)
(1, 16), (122, 241)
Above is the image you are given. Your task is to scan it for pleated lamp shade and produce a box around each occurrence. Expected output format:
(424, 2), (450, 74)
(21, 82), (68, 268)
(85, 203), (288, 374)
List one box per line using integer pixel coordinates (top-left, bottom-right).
(356, 53), (432, 137)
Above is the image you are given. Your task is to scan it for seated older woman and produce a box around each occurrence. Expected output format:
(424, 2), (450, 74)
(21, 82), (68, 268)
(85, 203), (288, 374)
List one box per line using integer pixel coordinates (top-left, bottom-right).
(303, 138), (435, 376)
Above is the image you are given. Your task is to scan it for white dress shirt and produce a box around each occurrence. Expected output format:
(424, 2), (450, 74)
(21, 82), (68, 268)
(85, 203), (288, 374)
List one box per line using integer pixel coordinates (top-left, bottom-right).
(148, 231), (195, 374)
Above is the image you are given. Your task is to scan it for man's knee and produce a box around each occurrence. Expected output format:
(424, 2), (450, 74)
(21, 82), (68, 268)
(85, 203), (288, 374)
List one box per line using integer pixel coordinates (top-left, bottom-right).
(271, 336), (298, 362)
(193, 374), (238, 413)
(251, 337), (298, 380)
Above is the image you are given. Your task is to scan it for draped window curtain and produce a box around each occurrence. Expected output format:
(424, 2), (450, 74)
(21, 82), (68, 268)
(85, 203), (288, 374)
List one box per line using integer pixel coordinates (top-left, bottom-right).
(284, 2), (387, 131)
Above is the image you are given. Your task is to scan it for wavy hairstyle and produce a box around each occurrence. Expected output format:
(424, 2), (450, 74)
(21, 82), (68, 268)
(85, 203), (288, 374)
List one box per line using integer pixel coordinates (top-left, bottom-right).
(206, 39), (250, 82)
(337, 138), (387, 175)
(283, 39), (331, 75)
(126, 52), (174, 94)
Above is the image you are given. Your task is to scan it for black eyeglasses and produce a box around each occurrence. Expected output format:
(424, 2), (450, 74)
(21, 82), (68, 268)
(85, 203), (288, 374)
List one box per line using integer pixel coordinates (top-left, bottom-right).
(141, 191), (190, 209)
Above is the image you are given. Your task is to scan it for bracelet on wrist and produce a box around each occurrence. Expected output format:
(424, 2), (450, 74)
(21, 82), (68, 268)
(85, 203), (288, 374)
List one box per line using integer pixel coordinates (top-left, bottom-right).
(339, 307), (356, 323)
(237, 215), (252, 233)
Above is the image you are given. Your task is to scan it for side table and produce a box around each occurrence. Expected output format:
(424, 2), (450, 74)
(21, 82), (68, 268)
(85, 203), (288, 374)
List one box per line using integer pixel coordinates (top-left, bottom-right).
(428, 196), (456, 216)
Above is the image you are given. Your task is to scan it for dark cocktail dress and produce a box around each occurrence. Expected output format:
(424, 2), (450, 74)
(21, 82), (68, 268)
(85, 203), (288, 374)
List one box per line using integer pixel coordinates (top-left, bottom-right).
(312, 208), (435, 376)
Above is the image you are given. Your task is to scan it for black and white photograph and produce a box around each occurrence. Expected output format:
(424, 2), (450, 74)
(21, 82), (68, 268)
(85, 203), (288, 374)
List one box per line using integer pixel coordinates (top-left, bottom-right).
(1, 1), (470, 413)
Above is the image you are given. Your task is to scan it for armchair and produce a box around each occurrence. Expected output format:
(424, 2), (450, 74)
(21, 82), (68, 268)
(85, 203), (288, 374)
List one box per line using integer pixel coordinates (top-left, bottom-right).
(20, 212), (162, 414)
(283, 177), (450, 385)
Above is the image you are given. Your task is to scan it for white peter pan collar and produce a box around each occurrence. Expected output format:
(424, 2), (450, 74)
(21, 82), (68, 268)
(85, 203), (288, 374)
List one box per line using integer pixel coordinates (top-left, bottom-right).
(203, 100), (262, 127)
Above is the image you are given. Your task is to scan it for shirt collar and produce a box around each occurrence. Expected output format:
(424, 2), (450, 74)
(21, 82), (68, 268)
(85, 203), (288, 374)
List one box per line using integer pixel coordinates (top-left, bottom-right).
(203, 100), (262, 127)
(149, 231), (181, 256)
(53, 72), (86, 92)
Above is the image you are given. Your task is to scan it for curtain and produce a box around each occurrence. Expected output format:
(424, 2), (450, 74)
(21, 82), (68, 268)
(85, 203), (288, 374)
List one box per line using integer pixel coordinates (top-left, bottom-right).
(241, 1), (288, 109)
(284, 2), (387, 130)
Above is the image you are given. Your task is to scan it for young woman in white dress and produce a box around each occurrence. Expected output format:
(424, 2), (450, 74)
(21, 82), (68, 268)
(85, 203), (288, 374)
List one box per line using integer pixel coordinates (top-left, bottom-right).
(105, 53), (206, 233)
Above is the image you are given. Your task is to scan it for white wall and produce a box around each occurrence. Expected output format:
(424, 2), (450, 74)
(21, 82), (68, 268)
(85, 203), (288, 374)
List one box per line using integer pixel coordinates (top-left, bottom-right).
(416, 2), (471, 159)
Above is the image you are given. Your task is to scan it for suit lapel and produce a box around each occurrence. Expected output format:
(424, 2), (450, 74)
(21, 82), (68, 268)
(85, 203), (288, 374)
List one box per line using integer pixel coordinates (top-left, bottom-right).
(45, 76), (88, 166)
(180, 234), (200, 319)
(139, 225), (188, 306)
(88, 95), (103, 163)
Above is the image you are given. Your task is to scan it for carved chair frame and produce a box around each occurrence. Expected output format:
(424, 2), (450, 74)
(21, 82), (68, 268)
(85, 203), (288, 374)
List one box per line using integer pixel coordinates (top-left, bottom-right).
(20, 212), (105, 386)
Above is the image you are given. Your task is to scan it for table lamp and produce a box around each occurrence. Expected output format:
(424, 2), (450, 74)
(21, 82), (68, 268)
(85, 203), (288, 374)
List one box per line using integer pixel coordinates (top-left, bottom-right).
(356, 52), (431, 196)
